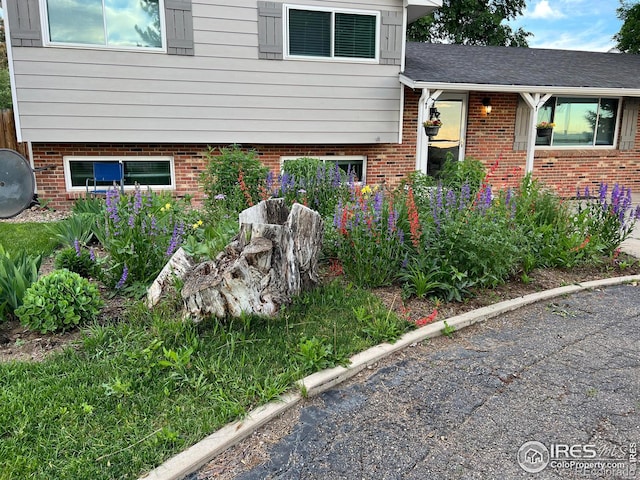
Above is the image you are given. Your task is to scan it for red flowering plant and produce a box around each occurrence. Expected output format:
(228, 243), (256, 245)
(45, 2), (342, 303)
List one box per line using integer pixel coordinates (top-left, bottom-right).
(329, 184), (408, 287)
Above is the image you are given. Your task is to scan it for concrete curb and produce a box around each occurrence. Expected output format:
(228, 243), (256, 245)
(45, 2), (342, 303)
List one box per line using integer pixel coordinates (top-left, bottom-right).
(140, 274), (640, 480)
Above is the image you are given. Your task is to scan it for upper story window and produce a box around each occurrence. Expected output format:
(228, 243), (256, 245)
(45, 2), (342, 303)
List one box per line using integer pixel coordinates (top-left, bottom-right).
(285, 6), (379, 61)
(44, 0), (165, 50)
(536, 97), (620, 147)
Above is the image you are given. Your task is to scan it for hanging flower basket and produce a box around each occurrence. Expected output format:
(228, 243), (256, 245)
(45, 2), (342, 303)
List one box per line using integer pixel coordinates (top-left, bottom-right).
(536, 127), (553, 138)
(423, 119), (442, 138)
(536, 121), (555, 138)
(424, 125), (441, 137)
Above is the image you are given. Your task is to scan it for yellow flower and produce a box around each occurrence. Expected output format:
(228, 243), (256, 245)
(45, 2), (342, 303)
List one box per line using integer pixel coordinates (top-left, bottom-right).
(361, 185), (372, 195)
(160, 207), (165, 212)
(192, 219), (204, 229)
(165, 203), (171, 209)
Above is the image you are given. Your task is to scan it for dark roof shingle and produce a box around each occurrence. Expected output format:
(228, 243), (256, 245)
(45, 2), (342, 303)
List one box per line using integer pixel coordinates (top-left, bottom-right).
(404, 43), (640, 89)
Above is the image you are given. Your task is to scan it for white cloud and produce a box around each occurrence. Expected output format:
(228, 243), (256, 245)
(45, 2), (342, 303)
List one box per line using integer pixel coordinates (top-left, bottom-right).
(525, 0), (566, 19)
(530, 29), (615, 52)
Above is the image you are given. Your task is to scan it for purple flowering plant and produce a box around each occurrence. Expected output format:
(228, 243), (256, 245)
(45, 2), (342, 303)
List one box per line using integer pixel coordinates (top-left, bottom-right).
(329, 184), (408, 287)
(576, 182), (640, 253)
(97, 185), (191, 294)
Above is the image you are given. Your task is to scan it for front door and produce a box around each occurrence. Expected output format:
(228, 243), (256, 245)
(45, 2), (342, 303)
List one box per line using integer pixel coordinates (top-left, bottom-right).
(427, 94), (467, 176)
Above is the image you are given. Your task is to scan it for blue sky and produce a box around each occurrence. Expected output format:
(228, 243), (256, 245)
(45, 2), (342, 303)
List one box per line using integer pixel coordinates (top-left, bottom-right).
(509, 0), (623, 52)
(0, 1), (624, 52)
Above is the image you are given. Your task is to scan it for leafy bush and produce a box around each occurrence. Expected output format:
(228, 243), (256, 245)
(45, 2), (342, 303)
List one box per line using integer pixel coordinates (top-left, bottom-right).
(280, 158), (350, 217)
(182, 215), (238, 261)
(16, 269), (103, 333)
(200, 145), (269, 214)
(436, 155), (486, 194)
(54, 246), (100, 279)
(0, 245), (41, 321)
(515, 176), (598, 269)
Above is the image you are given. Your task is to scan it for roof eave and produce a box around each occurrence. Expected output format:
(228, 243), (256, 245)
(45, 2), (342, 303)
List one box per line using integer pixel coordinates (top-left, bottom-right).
(405, 0), (442, 23)
(399, 74), (640, 97)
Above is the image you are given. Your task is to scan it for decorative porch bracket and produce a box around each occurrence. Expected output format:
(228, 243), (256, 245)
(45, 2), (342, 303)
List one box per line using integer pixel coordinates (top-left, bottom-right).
(417, 89), (443, 173)
(520, 92), (553, 174)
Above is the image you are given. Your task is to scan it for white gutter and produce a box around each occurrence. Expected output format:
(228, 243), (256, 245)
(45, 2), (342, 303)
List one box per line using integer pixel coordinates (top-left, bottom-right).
(399, 75), (640, 97)
(3, 4), (23, 143)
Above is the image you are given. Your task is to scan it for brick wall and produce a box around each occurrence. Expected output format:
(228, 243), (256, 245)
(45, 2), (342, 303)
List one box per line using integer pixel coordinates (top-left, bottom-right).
(31, 87), (640, 210)
(465, 92), (640, 197)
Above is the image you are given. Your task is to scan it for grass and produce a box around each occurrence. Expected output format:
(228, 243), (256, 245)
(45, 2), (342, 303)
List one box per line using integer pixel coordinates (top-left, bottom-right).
(0, 281), (411, 479)
(0, 222), (60, 257)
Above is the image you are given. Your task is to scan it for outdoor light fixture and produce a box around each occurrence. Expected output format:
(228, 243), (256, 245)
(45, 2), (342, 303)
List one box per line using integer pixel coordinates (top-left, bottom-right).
(482, 97), (492, 115)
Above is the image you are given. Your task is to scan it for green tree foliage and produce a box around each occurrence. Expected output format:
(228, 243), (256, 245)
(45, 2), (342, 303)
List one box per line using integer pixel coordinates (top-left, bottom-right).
(614, 1), (640, 54)
(407, 0), (531, 47)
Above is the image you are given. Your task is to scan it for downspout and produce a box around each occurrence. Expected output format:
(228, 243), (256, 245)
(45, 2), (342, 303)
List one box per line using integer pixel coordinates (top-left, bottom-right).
(3, 4), (23, 143)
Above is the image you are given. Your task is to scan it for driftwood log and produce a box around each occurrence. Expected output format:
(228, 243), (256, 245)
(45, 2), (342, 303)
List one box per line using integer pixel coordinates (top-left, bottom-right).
(181, 199), (323, 320)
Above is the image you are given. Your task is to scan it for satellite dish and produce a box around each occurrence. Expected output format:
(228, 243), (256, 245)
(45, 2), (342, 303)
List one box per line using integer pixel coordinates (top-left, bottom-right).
(0, 149), (36, 219)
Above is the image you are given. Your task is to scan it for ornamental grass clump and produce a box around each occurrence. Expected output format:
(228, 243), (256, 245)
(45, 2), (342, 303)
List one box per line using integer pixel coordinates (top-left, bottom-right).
(0, 244), (41, 321)
(16, 269), (103, 333)
(94, 186), (191, 295)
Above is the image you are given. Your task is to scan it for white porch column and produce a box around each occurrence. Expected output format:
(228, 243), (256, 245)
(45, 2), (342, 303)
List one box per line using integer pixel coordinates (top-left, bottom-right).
(416, 89), (443, 174)
(520, 92), (552, 174)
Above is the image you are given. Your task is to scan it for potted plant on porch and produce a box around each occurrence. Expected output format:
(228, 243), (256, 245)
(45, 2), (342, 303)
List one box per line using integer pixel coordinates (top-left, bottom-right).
(536, 121), (555, 138)
(423, 119), (442, 138)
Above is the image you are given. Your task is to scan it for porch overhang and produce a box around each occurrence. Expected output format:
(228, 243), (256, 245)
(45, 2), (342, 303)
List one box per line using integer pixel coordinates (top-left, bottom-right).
(405, 0), (442, 23)
(399, 75), (640, 98)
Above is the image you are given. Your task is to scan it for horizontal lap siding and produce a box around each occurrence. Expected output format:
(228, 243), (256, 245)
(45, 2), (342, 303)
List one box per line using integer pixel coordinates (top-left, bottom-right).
(12, 0), (403, 144)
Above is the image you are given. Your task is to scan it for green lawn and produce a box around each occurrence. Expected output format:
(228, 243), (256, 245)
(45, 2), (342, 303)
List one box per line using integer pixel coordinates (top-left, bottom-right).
(0, 222), (60, 257)
(0, 278), (409, 479)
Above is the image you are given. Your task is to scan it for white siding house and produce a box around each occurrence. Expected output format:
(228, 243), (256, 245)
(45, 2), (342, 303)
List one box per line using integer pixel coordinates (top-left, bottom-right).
(6, 0), (440, 145)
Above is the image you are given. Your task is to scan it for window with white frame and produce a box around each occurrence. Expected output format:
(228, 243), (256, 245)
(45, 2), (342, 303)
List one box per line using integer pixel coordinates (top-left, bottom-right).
(44, 0), (165, 50)
(281, 156), (367, 183)
(64, 157), (174, 190)
(536, 96), (620, 147)
(285, 6), (379, 61)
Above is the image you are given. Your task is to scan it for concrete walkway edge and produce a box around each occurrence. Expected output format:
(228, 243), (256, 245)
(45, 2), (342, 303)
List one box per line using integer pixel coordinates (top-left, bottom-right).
(140, 274), (640, 480)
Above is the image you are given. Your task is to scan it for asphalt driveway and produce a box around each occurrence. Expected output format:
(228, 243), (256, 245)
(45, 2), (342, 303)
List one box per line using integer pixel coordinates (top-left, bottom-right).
(194, 283), (640, 479)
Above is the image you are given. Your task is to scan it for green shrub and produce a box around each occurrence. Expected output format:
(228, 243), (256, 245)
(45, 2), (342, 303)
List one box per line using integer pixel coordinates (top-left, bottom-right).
(436, 154), (486, 194)
(16, 269), (103, 333)
(0, 245), (41, 321)
(54, 247), (100, 279)
(200, 145), (269, 215)
(280, 158), (350, 217)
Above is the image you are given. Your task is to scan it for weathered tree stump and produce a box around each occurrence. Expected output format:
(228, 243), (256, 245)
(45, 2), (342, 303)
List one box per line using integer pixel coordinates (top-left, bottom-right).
(181, 199), (323, 320)
(146, 247), (195, 308)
